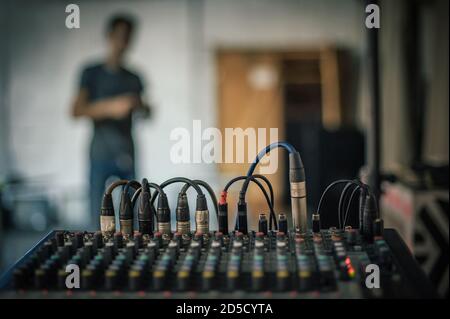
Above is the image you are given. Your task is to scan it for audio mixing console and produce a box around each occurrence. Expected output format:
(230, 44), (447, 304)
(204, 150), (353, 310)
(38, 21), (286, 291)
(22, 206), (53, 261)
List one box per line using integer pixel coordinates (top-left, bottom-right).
(0, 228), (436, 298)
(0, 142), (436, 298)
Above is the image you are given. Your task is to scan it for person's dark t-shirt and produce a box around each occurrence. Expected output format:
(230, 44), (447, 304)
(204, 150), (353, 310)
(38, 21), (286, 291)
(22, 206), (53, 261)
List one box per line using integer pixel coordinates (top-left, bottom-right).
(79, 63), (143, 162)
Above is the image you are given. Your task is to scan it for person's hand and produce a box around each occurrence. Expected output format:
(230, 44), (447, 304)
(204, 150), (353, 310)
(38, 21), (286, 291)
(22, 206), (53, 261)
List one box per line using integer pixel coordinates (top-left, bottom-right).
(134, 103), (152, 119)
(108, 95), (139, 119)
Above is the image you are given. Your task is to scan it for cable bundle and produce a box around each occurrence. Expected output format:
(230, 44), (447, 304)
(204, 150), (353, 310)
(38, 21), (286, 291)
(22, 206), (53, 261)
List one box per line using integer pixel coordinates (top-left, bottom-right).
(99, 177), (218, 237)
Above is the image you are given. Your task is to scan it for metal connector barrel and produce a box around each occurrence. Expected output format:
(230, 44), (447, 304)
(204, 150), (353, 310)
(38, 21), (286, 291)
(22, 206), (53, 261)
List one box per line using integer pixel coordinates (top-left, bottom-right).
(195, 209), (209, 234)
(290, 181), (307, 232)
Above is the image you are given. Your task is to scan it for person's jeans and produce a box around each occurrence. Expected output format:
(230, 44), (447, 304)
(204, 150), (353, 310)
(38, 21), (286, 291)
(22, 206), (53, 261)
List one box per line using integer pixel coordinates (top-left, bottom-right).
(89, 157), (135, 229)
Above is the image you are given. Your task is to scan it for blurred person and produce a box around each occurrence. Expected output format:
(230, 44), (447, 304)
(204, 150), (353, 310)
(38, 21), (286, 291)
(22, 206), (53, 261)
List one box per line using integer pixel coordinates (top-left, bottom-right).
(71, 15), (149, 225)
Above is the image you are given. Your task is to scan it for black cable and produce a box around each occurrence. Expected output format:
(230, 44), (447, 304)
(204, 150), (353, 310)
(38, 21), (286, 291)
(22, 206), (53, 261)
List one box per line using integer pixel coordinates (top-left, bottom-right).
(318, 179), (375, 229)
(252, 174), (275, 209)
(150, 177), (203, 206)
(100, 179), (129, 235)
(316, 179), (357, 226)
(343, 186), (361, 228)
(180, 180), (219, 220)
(233, 174), (276, 230)
(338, 181), (361, 228)
(225, 174), (274, 207)
(369, 191), (380, 219)
(123, 180), (141, 196)
(105, 179), (128, 194)
(338, 182), (353, 228)
(131, 182), (165, 208)
(224, 175), (277, 230)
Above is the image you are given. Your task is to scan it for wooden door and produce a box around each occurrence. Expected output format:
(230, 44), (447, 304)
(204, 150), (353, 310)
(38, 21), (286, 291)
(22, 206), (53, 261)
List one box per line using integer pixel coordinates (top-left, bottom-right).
(216, 50), (285, 230)
(216, 48), (344, 230)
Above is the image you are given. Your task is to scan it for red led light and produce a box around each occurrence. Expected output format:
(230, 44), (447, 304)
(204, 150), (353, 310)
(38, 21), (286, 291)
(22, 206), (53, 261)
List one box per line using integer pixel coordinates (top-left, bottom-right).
(348, 267), (356, 277)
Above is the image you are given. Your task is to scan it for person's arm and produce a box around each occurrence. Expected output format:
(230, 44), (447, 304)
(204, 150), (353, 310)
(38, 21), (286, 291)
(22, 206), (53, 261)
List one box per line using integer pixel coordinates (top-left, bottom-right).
(131, 75), (151, 119)
(132, 95), (152, 119)
(71, 88), (139, 120)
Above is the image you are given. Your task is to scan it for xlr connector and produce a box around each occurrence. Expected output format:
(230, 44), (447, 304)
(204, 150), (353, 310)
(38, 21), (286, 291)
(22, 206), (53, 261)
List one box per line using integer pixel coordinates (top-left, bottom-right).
(195, 194), (209, 235)
(138, 179), (154, 236)
(119, 191), (133, 237)
(176, 193), (191, 235)
(157, 193), (171, 235)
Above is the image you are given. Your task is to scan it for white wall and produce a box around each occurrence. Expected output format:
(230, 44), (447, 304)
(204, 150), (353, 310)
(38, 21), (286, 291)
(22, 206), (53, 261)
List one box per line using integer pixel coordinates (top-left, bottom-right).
(3, 0), (366, 222)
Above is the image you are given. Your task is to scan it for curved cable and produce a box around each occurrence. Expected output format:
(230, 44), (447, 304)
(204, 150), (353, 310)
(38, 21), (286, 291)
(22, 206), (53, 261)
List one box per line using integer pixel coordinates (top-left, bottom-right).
(225, 174), (274, 208)
(338, 182), (353, 228)
(224, 175), (277, 230)
(243, 142), (297, 195)
(131, 182), (165, 208)
(316, 179), (357, 227)
(150, 177), (203, 206)
(246, 142), (296, 176)
(123, 180), (141, 196)
(105, 179), (128, 194)
(343, 185), (361, 228)
(338, 181), (361, 228)
(180, 179), (219, 220)
(225, 175), (277, 230)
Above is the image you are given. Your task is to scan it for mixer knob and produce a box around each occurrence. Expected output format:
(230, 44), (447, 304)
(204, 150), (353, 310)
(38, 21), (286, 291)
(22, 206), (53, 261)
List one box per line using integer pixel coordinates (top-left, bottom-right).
(194, 232), (204, 247)
(146, 242), (158, 261)
(173, 232), (183, 247)
(177, 268), (192, 291)
(276, 269), (290, 291)
(93, 231), (103, 250)
(128, 266), (144, 291)
(276, 231), (286, 242)
(125, 242), (136, 262)
(214, 232), (224, 246)
(71, 254), (84, 269)
(189, 241), (201, 261)
(298, 269), (313, 291)
(114, 232), (124, 249)
(133, 232), (143, 249)
(81, 268), (94, 290)
(83, 241), (93, 262)
(226, 270), (239, 291)
(43, 260), (57, 287)
(43, 241), (54, 257)
(251, 251), (265, 291)
(34, 268), (47, 289)
(57, 269), (68, 289)
(55, 231), (65, 247)
(64, 242), (75, 258)
(103, 242), (115, 265)
(346, 229), (358, 245)
(234, 231), (244, 241)
(168, 241), (180, 261)
(201, 269), (215, 291)
(153, 232), (163, 249)
(153, 268), (167, 291)
(251, 271), (265, 291)
(74, 232), (84, 248)
(105, 267), (119, 290)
